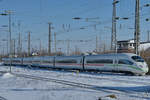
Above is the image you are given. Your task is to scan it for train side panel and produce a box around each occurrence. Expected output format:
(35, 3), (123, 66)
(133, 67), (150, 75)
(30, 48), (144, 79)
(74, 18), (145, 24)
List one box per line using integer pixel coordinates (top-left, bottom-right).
(55, 56), (83, 70)
(84, 55), (115, 71)
(115, 56), (137, 73)
(22, 57), (33, 66)
(2, 53), (148, 75)
(31, 57), (42, 67)
(11, 58), (22, 65)
(2, 58), (11, 65)
(40, 56), (54, 68)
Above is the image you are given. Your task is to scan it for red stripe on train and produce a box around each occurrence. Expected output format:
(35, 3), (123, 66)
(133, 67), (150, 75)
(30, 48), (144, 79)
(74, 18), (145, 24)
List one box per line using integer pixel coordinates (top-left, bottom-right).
(55, 63), (104, 66)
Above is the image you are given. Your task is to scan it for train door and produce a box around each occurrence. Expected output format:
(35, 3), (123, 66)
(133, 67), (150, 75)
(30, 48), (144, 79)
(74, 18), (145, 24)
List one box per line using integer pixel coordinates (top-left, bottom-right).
(82, 56), (85, 70)
(114, 55), (119, 72)
(114, 59), (119, 72)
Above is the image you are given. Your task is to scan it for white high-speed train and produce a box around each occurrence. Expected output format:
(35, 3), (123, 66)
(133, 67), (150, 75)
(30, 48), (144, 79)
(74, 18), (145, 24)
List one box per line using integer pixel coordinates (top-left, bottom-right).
(2, 53), (149, 75)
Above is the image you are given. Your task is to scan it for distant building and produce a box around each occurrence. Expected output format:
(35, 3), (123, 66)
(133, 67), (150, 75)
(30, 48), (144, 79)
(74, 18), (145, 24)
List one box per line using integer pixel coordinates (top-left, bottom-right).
(140, 42), (150, 51)
(117, 39), (150, 53)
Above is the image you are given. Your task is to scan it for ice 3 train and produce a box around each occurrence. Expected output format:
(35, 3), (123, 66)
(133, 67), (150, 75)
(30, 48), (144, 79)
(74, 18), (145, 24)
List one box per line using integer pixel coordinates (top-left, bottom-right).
(2, 53), (149, 75)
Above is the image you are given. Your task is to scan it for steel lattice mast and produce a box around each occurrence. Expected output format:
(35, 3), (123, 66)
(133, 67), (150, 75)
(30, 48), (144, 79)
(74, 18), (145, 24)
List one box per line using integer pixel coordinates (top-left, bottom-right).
(134, 0), (140, 55)
(111, 0), (118, 53)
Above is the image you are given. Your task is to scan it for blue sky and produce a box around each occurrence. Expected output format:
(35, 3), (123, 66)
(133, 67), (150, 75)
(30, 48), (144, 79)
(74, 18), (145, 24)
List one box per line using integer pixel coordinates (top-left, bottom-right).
(0, 0), (150, 54)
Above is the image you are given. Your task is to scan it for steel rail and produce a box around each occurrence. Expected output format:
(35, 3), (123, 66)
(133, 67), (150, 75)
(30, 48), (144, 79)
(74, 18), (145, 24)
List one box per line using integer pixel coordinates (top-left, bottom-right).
(10, 72), (133, 93)
(0, 70), (148, 98)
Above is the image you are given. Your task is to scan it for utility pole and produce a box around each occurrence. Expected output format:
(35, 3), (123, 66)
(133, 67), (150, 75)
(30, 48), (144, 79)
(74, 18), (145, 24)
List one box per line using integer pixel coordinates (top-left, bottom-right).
(18, 32), (21, 56)
(14, 39), (15, 56)
(20, 34), (22, 56)
(54, 32), (57, 54)
(0, 42), (2, 55)
(39, 39), (42, 56)
(67, 39), (70, 56)
(111, 0), (119, 53)
(5, 10), (12, 56)
(28, 31), (31, 56)
(17, 21), (21, 56)
(18, 33), (22, 56)
(99, 34), (101, 52)
(103, 43), (106, 53)
(2, 45), (4, 56)
(5, 10), (13, 72)
(8, 11), (12, 56)
(147, 30), (150, 42)
(7, 36), (8, 55)
(134, 0), (140, 55)
(48, 22), (52, 55)
(75, 45), (78, 55)
(96, 35), (98, 52)
(12, 39), (15, 56)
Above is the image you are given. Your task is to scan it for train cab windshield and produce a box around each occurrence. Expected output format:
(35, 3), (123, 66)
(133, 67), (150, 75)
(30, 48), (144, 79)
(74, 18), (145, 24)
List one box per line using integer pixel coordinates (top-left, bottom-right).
(131, 56), (144, 62)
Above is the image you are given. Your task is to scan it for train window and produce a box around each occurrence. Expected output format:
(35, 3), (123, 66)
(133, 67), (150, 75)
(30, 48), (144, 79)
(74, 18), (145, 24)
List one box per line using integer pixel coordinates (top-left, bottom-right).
(32, 60), (40, 62)
(118, 59), (133, 65)
(13, 60), (20, 63)
(87, 59), (113, 64)
(131, 56), (144, 62)
(23, 60), (32, 63)
(56, 59), (77, 63)
(5, 60), (10, 62)
(42, 61), (53, 63)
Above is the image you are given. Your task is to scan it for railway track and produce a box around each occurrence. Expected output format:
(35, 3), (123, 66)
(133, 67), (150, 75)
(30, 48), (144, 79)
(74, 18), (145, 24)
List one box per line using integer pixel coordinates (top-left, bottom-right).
(2, 65), (150, 86)
(0, 96), (7, 100)
(11, 72), (105, 91)
(11, 72), (150, 100)
(0, 71), (132, 93)
(0, 70), (149, 99)
(66, 74), (150, 86)
(15, 66), (150, 86)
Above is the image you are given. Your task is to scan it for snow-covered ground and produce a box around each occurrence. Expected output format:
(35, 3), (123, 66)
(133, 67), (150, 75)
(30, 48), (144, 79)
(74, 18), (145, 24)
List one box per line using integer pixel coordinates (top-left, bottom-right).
(0, 65), (150, 100)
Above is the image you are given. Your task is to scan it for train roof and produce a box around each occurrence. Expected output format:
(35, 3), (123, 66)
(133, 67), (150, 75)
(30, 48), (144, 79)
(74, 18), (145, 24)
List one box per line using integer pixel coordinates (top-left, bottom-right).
(86, 53), (138, 57)
(2, 53), (139, 59)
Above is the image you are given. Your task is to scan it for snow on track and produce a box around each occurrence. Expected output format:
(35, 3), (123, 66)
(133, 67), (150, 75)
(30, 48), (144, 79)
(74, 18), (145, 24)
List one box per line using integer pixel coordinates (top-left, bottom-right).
(2, 73), (14, 79)
(0, 65), (150, 100)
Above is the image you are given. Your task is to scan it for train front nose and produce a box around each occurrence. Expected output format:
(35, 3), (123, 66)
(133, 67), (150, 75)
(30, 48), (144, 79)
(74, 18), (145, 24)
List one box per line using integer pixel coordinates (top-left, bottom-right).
(138, 62), (149, 73)
(144, 63), (149, 73)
